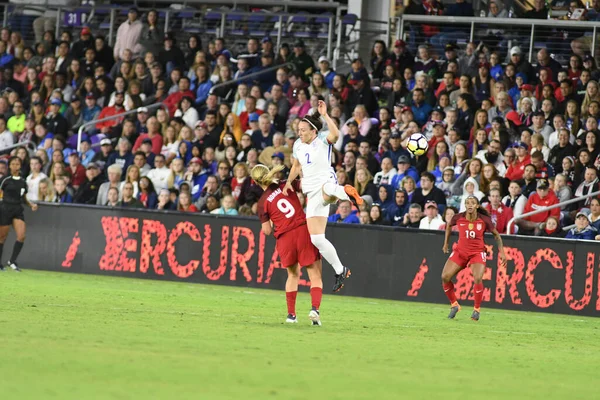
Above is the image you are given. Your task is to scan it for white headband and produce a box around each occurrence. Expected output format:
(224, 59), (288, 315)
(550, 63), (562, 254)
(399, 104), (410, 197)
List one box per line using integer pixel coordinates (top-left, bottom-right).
(302, 118), (318, 131)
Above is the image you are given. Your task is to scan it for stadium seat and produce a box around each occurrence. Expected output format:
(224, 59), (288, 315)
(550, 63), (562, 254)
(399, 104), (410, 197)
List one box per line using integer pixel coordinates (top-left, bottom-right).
(204, 11), (223, 35)
(290, 12), (315, 39)
(226, 13), (246, 36)
(248, 12), (268, 37)
(315, 12), (334, 39)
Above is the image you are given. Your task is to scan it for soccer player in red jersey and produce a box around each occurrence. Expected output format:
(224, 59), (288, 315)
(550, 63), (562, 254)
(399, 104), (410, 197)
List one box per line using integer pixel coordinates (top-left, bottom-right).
(253, 164), (324, 326)
(442, 195), (507, 321)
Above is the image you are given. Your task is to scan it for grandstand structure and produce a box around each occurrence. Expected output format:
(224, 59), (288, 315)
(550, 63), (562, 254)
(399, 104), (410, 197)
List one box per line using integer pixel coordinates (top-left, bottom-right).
(0, 0), (598, 238)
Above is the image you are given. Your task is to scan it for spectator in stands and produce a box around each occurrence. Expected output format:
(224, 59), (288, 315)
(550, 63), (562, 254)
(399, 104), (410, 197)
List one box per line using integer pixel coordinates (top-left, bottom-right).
(119, 181), (143, 208)
(485, 188), (514, 233)
(566, 211), (597, 239)
(345, 72), (377, 117)
(146, 154), (170, 192)
(412, 171), (447, 210)
(74, 163), (104, 204)
(67, 152), (86, 190)
(573, 166), (600, 210)
(288, 39), (315, 83)
(524, 0), (549, 19)
(400, 203), (423, 228)
(97, 164), (123, 206)
(518, 179), (560, 234)
(536, 49), (562, 82)
(419, 200), (444, 229)
(114, 7), (144, 60)
(133, 117), (163, 155)
(328, 200), (359, 224)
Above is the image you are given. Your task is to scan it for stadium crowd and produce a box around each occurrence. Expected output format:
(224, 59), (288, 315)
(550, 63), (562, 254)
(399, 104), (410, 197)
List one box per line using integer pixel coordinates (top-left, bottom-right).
(1, 5), (600, 240)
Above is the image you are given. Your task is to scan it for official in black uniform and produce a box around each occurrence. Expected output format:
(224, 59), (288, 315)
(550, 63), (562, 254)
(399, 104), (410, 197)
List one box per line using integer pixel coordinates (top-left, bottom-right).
(0, 156), (37, 272)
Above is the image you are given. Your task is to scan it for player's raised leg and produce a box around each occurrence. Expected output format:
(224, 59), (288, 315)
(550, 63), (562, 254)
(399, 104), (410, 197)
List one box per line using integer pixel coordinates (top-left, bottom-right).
(307, 217), (350, 292)
(285, 264), (300, 323)
(441, 259), (463, 319)
(469, 263), (485, 321)
(321, 182), (364, 207)
(306, 259), (323, 326)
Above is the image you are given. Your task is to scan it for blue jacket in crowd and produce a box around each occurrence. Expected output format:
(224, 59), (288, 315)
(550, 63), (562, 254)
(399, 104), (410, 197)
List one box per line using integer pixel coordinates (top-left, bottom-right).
(390, 166), (420, 190)
(194, 79), (213, 106)
(565, 225), (597, 240)
(328, 210), (360, 224)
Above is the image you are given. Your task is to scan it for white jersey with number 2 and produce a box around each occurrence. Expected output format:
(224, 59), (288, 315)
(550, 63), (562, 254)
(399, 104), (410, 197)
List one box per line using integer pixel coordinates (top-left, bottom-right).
(293, 131), (337, 194)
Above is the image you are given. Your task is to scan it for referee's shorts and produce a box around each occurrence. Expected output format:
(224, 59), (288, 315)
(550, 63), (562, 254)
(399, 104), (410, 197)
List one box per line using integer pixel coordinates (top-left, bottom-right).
(0, 203), (24, 226)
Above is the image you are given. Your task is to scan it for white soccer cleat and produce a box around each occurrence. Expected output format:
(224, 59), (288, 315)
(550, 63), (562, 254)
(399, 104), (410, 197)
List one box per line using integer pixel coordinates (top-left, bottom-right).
(309, 309), (321, 326)
(286, 314), (298, 323)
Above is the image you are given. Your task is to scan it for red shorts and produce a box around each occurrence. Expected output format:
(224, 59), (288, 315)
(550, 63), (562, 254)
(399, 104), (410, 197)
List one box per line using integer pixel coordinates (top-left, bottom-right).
(276, 224), (320, 268)
(449, 249), (487, 269)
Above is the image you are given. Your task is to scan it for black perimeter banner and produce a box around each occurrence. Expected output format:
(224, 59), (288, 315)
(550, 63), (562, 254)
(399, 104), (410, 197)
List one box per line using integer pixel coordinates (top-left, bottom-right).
(12, 204), (600, 317)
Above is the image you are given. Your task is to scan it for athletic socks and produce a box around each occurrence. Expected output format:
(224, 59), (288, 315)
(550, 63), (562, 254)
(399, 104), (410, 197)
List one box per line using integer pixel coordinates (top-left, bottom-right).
(10, 241), (23, 264)
(286, 291), (297, 316)
(474, 282), (484, 310)
(310, 287), (322, 310)
(322, 182), (349, 201)
(0, 242), (4, 262)
(310, 234), (344, 275)
(443, 282), (458, 305)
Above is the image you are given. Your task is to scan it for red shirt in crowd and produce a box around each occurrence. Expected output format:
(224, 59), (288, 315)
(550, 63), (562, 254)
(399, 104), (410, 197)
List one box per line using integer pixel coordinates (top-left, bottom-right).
(239, 109), (264, 131)
(69, 163), (86, 187)
(96, 106), (125, 130)
(505, 154), (531, 181)
(485, 203), (515, 234)
(133, 133), (163, 155)
(523, 190), (560, 223)
(164, 90), (195, 117)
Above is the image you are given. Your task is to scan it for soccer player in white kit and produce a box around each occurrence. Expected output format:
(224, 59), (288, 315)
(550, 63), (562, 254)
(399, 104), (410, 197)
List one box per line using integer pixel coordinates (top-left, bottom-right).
(284, 100), (363, 292)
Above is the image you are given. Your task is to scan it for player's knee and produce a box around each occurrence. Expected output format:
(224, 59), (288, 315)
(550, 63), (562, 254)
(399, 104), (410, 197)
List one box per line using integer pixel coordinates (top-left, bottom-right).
(441, 273), (451, 283)
(310, 234), (328, 250)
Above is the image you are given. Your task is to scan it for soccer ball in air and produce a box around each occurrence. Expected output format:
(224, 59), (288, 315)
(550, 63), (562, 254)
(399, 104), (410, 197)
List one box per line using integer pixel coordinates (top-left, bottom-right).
(407, 133), (429, 156)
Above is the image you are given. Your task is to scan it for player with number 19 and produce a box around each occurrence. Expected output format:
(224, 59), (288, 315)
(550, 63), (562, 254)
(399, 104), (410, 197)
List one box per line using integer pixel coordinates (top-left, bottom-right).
(284, 100), (361, 292)
(254, 164), (324, 326)
(441, 196), (506, 321)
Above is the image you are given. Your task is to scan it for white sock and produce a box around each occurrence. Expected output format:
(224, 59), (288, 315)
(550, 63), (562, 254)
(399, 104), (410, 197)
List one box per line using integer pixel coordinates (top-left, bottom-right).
(322, 182), (349, 201)
(310, 234), (344, 274)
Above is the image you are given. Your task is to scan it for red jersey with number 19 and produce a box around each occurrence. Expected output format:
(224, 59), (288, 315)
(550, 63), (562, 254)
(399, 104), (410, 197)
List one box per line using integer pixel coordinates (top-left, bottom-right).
(449, 212), (495, 255)
(257, 181), (306, 239)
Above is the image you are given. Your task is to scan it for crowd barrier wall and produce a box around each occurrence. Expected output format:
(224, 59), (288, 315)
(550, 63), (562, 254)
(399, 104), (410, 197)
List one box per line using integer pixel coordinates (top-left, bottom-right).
(14, 204), (600, 317)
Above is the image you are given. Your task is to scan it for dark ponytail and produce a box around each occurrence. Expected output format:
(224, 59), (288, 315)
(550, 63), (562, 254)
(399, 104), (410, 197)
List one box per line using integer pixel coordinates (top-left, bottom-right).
(302, 112), (323, 132)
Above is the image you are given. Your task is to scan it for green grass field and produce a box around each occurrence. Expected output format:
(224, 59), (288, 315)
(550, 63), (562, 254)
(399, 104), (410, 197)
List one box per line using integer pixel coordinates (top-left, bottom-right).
(1, 271), (599, 400)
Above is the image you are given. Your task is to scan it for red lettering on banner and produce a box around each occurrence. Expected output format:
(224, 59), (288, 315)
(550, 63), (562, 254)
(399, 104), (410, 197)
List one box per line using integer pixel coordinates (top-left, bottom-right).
(407, 258), (429, 296)
(202, 225), (229, 281)
(230, 227), (254, 282)
(99, 217), (138, 271)
(564, 251), (593, 311)
(167, 221), (201, 278)
(140, 220), (166, 275)
(454, 267), (492, 302)
(61, 231), (80, 268)
(117, 218), (139, 272)
(495, 246), (524, 305)
(526, 249), (563, 308)
(265, 247), (283, 284)
(257, 231), (266, 283)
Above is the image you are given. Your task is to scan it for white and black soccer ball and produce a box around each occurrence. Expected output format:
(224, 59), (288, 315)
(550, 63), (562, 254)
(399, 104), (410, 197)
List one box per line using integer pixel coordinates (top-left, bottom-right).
(407, 133), (429, 156)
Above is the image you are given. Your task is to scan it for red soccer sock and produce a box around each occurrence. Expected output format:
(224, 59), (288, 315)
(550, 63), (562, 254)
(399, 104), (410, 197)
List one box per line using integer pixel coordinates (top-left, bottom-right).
(286, 291), (297, 316)
(310, 287), (322, 310)
(443, 282), (458, 305)
(473, 283), (484, 310)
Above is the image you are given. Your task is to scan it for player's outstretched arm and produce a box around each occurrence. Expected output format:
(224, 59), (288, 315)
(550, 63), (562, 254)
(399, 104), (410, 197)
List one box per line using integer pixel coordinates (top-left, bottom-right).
(283, 158), (301, 195)
(491, 228), (507, 267)
(442, 222), (452, 254)
(318, 100), (340, 145)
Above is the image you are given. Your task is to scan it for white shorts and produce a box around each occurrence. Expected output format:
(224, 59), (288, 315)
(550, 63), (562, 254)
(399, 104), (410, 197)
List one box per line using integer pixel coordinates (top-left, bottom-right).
(305, 188), (331, 218)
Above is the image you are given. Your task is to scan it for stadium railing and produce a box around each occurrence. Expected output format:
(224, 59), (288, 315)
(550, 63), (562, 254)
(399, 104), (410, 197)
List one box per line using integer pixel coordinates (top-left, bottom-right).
(209, 61), (294, 94)
(75, 102), (168, 152)
(396, 15), (600, 62)
(506, 189), (600, 234)
(1, 140), (37, 156)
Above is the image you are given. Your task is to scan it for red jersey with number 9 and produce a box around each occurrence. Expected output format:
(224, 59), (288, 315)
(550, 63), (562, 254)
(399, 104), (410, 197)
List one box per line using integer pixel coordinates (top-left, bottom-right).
(257, 181), (306, 239)
(449, 212), (495, 255)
